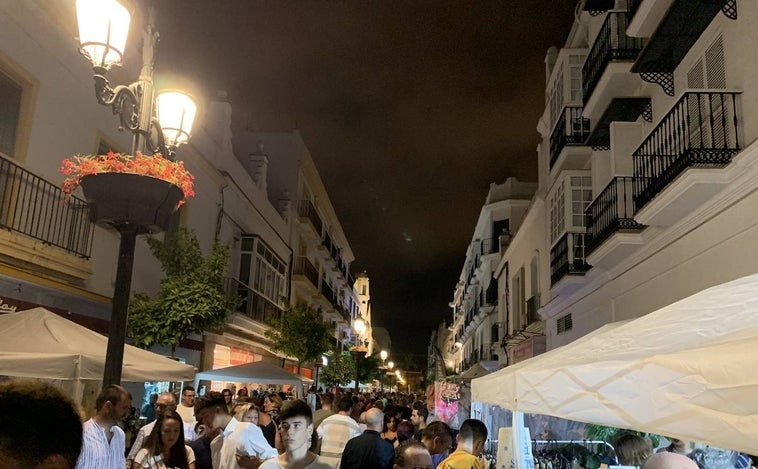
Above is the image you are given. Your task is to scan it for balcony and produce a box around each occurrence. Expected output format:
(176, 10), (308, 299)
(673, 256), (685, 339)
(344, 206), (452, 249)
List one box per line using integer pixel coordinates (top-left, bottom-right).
(550, 106), (590, 169)
(586, 176), (646, 267)
(551, 232), (591, 287)
(479, 238), (498, 256)
(293, 256), (319, 290)
(587, 98), (651, 148)
(297, 199), (323, 239)
(224, 277), (283, 327)
(583, 11), (646, 107)
(320, 280), (334, 305)
(631, 0), (733, 96)
(0, 156), (95, 281)
(633, 91), (741, 225)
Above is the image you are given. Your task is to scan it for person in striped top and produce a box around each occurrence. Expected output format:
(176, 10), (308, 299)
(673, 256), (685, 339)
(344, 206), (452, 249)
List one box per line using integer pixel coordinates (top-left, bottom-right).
(76, 384), (132, 469)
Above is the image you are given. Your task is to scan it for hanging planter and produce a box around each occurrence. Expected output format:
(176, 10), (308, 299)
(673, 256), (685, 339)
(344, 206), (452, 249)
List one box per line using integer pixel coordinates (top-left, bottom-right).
(60, 151), (194, 233)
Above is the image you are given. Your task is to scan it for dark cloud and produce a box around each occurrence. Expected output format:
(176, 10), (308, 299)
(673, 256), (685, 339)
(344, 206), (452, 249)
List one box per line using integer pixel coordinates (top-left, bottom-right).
(156, 0), (577, 368)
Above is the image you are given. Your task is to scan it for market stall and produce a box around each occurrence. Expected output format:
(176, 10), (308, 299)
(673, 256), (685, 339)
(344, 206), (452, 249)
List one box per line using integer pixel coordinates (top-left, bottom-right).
(195, 360), (312, 395)
(0, 307), (195, 403)
(472, 273), (758, 455)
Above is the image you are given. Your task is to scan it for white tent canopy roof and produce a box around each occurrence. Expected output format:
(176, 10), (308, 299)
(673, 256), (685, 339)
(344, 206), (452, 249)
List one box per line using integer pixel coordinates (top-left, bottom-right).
(195, 360), (312, 388)
(0, 307), (195, 382)
(458, 360), (500, 380)
(472, 273), (758, 455)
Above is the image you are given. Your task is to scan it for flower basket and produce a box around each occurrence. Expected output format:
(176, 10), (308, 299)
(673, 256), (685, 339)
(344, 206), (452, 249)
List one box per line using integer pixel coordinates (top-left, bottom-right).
(80, 173), (183, 233)
(60, 151), (194, 233)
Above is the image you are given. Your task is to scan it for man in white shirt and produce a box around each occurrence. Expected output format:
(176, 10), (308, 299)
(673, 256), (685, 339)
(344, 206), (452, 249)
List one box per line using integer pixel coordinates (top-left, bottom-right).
(194, 391), (278, 469)
(177, 385), (197, 427)
(317, 395), (363, 468)
(259, 400), (332, 469)
(76, 384), (132, 469)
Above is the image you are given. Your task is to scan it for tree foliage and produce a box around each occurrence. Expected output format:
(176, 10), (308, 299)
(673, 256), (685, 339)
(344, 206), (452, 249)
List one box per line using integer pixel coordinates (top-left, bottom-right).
(264, 303), (333, 373)
(319, 349), (355, 388)
(128, 227), (238, 356)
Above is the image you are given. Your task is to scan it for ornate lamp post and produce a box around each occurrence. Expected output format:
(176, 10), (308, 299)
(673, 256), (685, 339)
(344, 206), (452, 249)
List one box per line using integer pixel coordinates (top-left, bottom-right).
(379, 350), (388, 392)
(75, 0), (196, 386)
(349, 317), (368, 393)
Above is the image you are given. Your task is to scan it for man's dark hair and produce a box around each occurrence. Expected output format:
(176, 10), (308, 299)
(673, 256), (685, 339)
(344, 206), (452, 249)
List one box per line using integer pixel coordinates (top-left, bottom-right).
(336, 394), (354, 413)
(321, 392), (335, 406)
(194, 390), (227, 414)
(413, 402), (429, 421)
(459, 419), (488, 443)
(279, 399), (312, 424)
(96, 384), (130, 411)
(183, 386), (195, 395)
(423, 421), (453, 447)
(0, 380), (83, 467)
(395, 440), (429, 467)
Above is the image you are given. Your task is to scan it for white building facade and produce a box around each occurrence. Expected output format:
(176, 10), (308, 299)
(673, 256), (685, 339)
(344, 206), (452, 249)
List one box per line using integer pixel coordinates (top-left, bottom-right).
(502, 0), (758, 361)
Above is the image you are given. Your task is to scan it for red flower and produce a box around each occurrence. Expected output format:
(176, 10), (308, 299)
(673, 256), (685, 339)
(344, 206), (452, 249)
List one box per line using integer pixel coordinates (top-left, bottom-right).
(60, 151), (195, 206)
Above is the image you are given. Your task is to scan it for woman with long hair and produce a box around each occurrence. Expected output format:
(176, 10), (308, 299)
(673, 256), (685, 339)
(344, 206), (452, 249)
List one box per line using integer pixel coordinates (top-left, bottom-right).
(131, 410), (196, 469)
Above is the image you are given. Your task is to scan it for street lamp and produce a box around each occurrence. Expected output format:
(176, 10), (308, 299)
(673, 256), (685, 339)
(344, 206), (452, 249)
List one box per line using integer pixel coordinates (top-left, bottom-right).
(349, 316), (368, 393)
(379, 350), (388, 392)
(76, 0), (196, 386)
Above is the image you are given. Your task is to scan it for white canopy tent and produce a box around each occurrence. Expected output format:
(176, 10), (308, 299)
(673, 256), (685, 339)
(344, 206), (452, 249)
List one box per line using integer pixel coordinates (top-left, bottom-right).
(472, 273), (758, 455)
(195, 360), (312, 392)
(0, 308), (195, 401)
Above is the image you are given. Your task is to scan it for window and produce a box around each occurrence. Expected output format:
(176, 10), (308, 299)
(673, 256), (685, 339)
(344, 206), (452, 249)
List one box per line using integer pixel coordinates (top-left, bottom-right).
(549, 180), (566, 244)
(687, 35), (725, 89)
(238, 236), (287, 305)
(0, 70), (22, 158)
(568, 54), (584, 102)
(570, 176), (592, 228)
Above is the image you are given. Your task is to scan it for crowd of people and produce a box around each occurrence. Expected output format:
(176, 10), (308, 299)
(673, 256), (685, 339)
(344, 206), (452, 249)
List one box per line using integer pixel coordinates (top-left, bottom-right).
(1, 380), (750, 469)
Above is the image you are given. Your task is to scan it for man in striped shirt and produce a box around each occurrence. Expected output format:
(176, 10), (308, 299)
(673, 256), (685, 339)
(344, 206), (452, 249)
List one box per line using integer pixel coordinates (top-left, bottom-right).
(76, 384), (132, 469)
(316, 395), (363, 468)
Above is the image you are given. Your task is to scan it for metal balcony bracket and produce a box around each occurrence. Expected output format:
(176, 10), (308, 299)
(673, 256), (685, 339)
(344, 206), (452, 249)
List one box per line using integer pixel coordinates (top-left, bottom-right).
(640, 71), (674, 96)
(592, 144), (611, 151)
(722, 0), (737, 20)
(642, 101), (653, 122)
(588, 10), (606, 16)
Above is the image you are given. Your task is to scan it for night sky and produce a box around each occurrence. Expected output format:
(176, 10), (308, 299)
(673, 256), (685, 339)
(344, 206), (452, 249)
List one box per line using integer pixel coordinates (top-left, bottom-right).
(154, 1), (577, 369)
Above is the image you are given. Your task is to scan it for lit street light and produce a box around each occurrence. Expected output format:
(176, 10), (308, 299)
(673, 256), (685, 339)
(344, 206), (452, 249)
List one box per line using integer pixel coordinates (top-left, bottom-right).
(349, 316), (368, 393)
(379, 350), (388, 392)
(76, 0), (196, 386)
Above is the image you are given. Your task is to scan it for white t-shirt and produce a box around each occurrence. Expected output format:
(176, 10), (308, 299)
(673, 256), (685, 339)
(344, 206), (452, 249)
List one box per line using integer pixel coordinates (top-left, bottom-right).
(133, 445), (196, 468)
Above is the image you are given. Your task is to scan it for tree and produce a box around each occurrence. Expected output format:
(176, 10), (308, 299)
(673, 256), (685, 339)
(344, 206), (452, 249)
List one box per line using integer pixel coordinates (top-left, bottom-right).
(319, 348), (355, 388)
(264, 303), (334, 374)
(128, 227), (238, 357)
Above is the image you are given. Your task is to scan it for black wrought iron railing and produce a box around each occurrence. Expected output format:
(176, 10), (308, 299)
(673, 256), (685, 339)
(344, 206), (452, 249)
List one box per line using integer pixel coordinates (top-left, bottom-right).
(633, 91), (741, 211)
(293, 256), (319, 288)
(0, 156), (94, 258)
(223, 277), (283, 326)
(586, 176), (645, 254)
(582, 11), (646, 105)
(479, 238), (498, 255)
(337, 306), (351, 322)
(297, 199), (323, 236)
(323, 231), (333, 252)
(550, 106), (590, 168)
(320, 280), (334, 304)
(551, 232), (591, 285)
